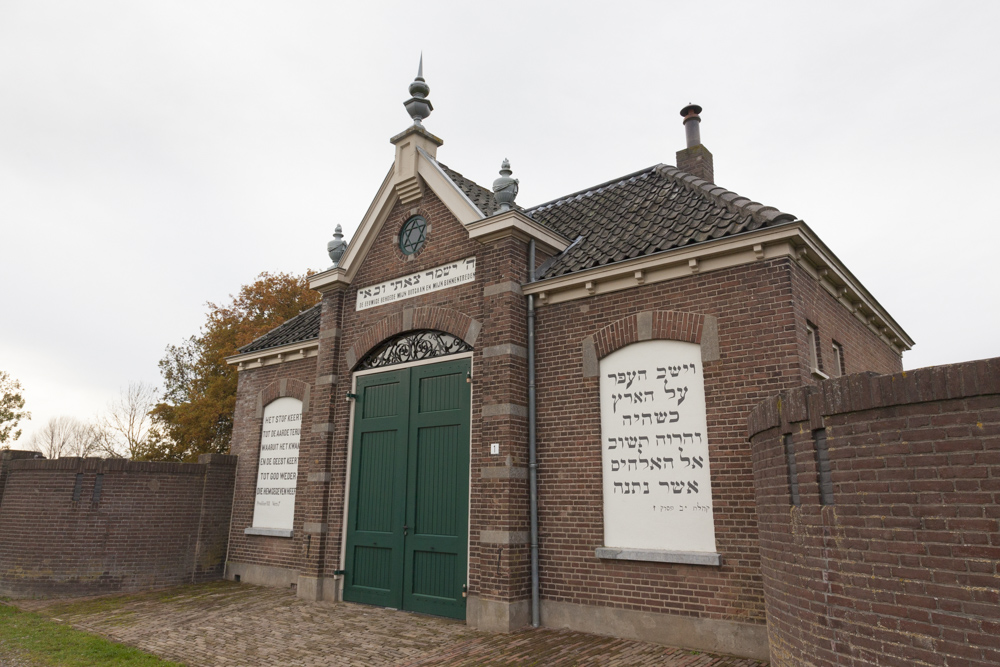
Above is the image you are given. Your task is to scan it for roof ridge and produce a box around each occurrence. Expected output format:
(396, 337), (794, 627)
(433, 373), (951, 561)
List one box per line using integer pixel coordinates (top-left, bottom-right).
(655, 165), (797, 225)
(525, 165), (661, 214)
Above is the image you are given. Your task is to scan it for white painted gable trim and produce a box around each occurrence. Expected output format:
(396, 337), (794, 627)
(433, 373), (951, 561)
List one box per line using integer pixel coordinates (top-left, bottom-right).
(311, 165), (396, 291)
(310, 145), (489, 294)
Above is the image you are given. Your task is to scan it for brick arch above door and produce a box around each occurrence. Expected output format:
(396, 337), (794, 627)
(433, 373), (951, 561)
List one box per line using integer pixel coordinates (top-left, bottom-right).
(255, 378), (311, 419)
(345, 306), (483, 370)
(581, 310), (720, 378)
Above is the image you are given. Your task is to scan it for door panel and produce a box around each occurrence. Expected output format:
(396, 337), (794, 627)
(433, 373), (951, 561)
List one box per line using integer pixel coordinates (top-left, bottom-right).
(403, 361), (470, 619)
(418, 372), (463, 413)
(352, 545), (393, 590)
(413, 425), (460, 536)
(343, 359), (470, 619)
(362, 381), (400, 419)
(411, 551), (456, 598)
(342, 369), (409, 609)
(354, 431), (396, 532)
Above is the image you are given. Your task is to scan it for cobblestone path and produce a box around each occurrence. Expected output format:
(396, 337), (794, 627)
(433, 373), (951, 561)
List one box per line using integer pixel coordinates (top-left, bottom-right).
(14, 582), (768, 666)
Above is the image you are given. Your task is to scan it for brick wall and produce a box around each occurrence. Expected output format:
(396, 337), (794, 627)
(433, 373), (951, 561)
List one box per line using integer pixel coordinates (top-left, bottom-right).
(748, 357), (1000, 666)
(788, 261), (902, 386)
(229, 188), (537, 607)
(311, 189), (534, 604)
(226, 178), (907, 645)
(532, 257), (903, 628)
(227, 359), (316, 576)
(0, 449), (44, 504)
(0, 453), (237, 598)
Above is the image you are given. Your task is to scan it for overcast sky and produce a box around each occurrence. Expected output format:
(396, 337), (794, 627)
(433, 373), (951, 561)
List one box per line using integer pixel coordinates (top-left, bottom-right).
(2, 1), (998, 444)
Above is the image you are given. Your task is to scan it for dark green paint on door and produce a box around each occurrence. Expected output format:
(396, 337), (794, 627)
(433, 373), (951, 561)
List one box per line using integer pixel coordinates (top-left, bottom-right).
(343, 358), (471, 620)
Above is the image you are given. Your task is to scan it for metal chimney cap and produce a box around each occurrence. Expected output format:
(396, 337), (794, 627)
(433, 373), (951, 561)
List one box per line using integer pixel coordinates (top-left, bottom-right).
(680, 104), (702, 117)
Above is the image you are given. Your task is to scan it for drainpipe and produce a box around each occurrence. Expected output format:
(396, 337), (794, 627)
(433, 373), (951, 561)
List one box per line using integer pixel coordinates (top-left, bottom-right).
(527, 239), (540, 627)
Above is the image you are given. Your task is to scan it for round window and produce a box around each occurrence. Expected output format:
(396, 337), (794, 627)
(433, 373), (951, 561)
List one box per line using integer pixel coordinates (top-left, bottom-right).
(399, 216), (427, 255)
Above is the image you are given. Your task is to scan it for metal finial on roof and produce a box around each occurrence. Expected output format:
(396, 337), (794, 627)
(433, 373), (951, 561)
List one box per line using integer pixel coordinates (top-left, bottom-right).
(327, 224), (346, 266)
(492, 158), (519, 212)
(403, 54), (433, 127)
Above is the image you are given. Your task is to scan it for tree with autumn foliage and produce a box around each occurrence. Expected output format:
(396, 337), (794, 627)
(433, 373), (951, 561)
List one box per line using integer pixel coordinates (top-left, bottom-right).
(150, 271), (319, 461)
(0, 370), (31, 446)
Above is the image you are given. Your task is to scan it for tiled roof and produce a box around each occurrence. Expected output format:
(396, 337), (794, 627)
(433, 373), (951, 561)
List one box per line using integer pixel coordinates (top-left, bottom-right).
(525, 165), (797, 279)
(438, 163), (502, 217)
(238, 304), (321, 354)
(242, 163), (796, 355)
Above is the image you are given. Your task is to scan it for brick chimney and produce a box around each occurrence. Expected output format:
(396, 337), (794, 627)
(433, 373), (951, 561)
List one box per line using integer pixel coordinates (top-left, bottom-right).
(675, 104), (714, 183)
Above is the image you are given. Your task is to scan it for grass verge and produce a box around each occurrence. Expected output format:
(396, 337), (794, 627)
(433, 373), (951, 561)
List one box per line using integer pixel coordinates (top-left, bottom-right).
(0, 603), (181, 666)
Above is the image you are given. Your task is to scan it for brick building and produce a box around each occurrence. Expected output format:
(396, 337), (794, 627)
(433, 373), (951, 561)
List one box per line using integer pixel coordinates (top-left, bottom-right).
(223, 69), (912, 659)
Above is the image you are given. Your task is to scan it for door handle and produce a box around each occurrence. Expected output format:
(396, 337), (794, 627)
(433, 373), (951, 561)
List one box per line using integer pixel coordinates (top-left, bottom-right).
(403, 524), (408, 537)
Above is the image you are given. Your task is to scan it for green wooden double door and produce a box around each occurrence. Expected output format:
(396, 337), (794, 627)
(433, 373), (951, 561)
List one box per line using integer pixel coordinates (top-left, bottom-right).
(343, 358), (471, 619)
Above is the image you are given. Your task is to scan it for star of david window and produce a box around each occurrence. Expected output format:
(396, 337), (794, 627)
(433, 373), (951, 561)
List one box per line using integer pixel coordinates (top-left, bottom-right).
(357, 330), (472, 370)
(399, 216), (427, 255)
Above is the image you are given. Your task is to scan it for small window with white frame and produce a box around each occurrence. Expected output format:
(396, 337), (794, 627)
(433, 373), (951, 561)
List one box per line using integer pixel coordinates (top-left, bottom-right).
(832, 341), (845, 377)
(806, 322), (828, 379)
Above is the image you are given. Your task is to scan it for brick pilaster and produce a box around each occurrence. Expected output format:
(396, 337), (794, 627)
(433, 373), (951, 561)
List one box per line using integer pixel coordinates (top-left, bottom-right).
(298, 287), (345, 583)
(469, 236), (531, 608)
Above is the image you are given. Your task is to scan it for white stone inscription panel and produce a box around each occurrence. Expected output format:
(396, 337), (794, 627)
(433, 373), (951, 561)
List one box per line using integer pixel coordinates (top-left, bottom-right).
(356, 257), (476, 311)
(600, 341), (716, 554)
(252, 397), (302, 532)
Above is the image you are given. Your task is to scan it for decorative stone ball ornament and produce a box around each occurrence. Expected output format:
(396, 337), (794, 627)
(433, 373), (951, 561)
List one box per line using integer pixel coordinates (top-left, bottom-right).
(492, 158), (518, 211)
(327, 224), (347, 266)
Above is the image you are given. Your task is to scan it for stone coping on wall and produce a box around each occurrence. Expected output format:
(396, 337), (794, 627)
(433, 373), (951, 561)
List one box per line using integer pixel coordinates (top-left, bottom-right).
(7, 453), (238, 474)
(748, 356), (1000, 437)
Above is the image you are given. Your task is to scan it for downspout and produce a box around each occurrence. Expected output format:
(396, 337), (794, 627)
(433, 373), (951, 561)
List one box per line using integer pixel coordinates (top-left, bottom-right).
(527, 239), (540, 627)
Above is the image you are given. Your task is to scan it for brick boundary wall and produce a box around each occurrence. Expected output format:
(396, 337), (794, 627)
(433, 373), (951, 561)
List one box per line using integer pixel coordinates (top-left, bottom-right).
(0, 449), (45, 504)
(0, 453), (237, 598)
(748, 357), (1000, 666)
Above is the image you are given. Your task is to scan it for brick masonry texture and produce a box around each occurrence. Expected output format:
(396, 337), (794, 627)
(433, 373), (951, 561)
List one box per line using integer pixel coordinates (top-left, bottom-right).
(0, 449), (42, 503)
(227, 180), (904, 645)
(0, 453), (236, 598)
(319, 189), (532, 602)
(533, 258), (901, 626)
(228, 359), (316, 575)
(748, 357), (1000, 666)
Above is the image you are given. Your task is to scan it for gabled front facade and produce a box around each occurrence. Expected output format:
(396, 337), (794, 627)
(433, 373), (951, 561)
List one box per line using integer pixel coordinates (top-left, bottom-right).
(224, 72), (910, 660)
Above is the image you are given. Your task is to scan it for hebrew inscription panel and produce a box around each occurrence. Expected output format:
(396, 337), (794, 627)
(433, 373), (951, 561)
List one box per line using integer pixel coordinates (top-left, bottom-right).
(600, 340), (716, 554)
(252, 397), (302, 532)
(356, 257), (476, 311)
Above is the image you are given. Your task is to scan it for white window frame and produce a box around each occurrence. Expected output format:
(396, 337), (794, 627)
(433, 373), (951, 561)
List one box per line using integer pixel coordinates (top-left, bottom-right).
(807, 322), (829, 380)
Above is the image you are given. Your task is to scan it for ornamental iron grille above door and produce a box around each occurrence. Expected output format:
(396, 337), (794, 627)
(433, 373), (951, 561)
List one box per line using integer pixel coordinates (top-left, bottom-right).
(357, 330), (472, 370)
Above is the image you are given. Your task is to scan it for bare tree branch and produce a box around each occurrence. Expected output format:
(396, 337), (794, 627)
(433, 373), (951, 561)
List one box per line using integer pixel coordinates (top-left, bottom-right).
(26, 416), (104, 458)
(100, 382), (159, 459)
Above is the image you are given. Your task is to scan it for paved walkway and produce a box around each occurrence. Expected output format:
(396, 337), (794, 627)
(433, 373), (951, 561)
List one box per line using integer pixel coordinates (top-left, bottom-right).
(13, 582), (768, 666)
